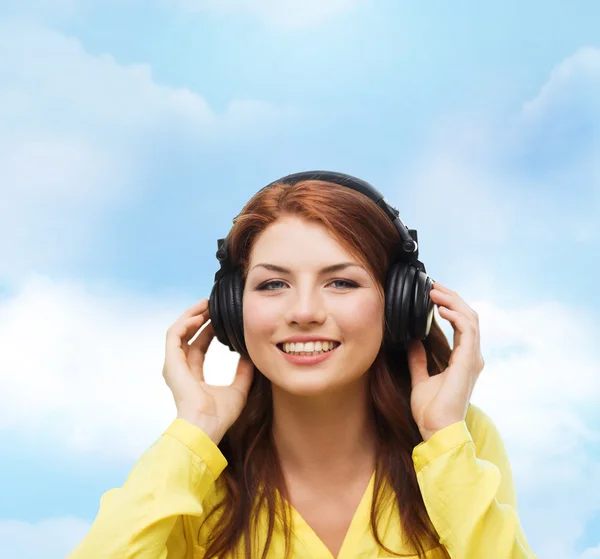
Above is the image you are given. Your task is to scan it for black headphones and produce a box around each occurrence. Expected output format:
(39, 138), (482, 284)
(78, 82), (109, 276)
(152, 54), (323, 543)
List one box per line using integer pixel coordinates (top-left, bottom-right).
(208, 171), (435, 356)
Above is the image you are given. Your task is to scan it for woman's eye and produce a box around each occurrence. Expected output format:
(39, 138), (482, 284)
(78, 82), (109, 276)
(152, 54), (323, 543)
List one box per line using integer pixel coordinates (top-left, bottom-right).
(329, 280), (358, 289)
(258, 280), (286, 291)
(257, 279), (358, 291)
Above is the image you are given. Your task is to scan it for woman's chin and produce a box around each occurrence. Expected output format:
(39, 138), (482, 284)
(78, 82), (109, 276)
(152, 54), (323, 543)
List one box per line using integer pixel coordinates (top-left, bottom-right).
(270, 370), (362, 399)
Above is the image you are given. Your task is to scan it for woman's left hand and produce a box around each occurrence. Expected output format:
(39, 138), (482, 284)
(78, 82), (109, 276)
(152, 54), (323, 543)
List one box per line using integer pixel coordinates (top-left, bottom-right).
(407, 282), (485, 442)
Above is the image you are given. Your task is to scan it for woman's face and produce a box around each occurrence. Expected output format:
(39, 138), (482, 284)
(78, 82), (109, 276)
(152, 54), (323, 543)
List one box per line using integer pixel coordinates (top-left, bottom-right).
(242, 215), (385, 397)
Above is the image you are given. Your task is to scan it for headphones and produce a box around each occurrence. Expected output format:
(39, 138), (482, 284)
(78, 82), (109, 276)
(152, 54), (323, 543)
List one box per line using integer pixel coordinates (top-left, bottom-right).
(208, 171), (435, 356)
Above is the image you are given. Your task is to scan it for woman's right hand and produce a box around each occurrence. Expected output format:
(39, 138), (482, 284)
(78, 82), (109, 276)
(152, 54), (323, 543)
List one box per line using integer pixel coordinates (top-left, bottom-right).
(162, 298), (255, 444)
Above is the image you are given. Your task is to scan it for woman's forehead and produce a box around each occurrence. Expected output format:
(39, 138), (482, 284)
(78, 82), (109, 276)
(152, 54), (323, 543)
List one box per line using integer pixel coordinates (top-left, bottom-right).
(251, 217), (348, 253)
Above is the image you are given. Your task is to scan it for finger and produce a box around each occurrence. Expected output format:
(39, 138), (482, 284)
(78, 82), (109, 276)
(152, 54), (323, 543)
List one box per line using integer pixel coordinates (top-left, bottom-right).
(166, 314), (209, 358)
(430, 289), (478, 327)
(167, 299), (209, 345)
(181, 319), (216, 380)
(182, 313), (210, 345)
(437, 306), (478, 363)
(179, 298), (210, 322)
(436, 309), (480, 402)
(437, 306), (476, 335)
(431, 281), (452, 294)
(168, 313), (206, 347)
(190, 319), (216, 356)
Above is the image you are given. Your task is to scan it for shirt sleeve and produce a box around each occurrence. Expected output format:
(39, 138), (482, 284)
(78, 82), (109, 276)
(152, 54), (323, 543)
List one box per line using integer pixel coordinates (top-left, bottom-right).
(66, 418), (228, 559)
(412, 404), (538, 559)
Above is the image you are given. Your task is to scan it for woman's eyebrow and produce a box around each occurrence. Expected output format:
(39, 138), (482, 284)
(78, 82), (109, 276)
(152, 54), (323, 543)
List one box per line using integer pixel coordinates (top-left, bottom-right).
(249, 262), (363, 275)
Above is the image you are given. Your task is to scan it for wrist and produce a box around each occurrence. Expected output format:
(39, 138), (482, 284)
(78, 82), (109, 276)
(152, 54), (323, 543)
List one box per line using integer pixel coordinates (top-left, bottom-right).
(420, 417), (464, 442)
(176, 412), (224, 445)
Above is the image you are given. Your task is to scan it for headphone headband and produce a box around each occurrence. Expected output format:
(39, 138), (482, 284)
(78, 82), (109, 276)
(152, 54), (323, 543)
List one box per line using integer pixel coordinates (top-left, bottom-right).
(215, 170), (426, 283)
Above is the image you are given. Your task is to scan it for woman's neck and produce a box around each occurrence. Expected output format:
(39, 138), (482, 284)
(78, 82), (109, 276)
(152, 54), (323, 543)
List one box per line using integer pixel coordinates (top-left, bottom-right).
(270, 375), (377, 486)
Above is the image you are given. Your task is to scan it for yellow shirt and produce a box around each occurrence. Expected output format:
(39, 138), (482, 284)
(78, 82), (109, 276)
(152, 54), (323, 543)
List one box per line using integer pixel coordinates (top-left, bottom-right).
(67, 404), (537, 558)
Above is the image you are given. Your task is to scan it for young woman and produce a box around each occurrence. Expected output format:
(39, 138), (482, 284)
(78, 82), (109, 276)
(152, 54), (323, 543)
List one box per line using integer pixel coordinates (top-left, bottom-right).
(68, 172), (537, 558)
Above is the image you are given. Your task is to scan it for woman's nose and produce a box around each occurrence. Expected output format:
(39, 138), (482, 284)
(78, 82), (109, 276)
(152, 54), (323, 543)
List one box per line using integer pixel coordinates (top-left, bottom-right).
(284, 292), (327, 325)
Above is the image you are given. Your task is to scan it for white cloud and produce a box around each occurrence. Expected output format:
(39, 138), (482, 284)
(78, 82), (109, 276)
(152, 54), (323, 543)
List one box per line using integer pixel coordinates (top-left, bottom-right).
(522, 46), (600, 120)
(0, 274), (242, 462)
(0, 22), (214, 140)
(176, 0), (364, 28)
(0, 517), (90, 559)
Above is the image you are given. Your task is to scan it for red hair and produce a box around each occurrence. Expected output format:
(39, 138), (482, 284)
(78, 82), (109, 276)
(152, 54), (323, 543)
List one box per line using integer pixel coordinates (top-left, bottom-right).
(200, 180), (452, 558)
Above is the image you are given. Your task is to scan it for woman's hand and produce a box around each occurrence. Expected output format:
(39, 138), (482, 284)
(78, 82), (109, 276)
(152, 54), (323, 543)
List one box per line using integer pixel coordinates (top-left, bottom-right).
(406, 282), (485, 442)
(162, 298), (255, 444)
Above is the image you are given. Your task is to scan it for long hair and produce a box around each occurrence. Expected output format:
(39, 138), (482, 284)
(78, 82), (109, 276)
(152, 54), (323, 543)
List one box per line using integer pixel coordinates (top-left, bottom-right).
(199, 179), (452, 558)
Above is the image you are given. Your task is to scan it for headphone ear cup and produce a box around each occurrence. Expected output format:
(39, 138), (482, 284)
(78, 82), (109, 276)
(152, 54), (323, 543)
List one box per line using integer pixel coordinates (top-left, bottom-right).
(385, 261), (434, 348)
(209, 269), (247, 355)
(227, 268), (247, 355)
(399, 265), (417, 343)
(384, 261), (410, 347)
(412, 272), (434, 340)
(209, 277), (230, 351)
(208, 278), (227, 349)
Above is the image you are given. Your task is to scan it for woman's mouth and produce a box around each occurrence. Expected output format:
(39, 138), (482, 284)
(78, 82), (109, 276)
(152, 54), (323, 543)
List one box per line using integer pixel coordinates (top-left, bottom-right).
(275, 342), (341, 366)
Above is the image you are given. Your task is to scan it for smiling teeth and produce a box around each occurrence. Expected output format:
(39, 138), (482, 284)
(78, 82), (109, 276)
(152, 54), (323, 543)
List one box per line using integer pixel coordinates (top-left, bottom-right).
(282, 341), (339, 354)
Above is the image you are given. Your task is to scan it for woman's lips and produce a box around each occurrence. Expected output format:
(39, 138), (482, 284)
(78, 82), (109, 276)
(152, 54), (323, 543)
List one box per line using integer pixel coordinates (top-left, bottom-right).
(276, 343), (341, 366)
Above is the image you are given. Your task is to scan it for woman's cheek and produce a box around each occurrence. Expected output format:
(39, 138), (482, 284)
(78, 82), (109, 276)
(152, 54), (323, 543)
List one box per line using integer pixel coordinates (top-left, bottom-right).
(243, 295), (276, 339)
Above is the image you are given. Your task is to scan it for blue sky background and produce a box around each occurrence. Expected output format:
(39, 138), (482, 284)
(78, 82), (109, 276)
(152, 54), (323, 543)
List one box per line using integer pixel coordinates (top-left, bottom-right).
(0, 1), (599, 557)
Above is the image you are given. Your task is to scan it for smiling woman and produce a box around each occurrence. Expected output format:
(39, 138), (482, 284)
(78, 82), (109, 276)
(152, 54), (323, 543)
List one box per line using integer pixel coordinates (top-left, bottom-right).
(67, 171), (537, 559)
